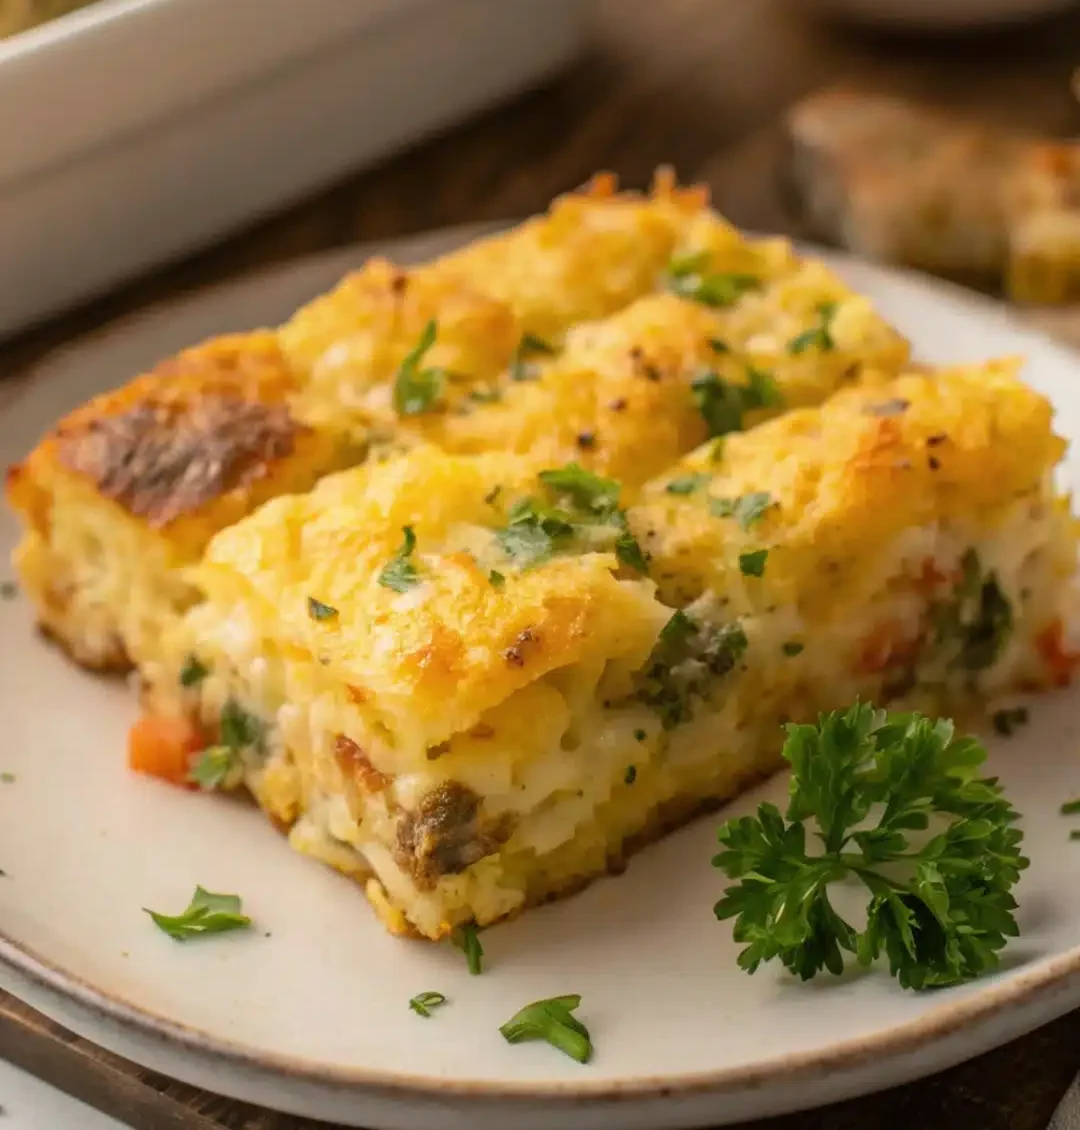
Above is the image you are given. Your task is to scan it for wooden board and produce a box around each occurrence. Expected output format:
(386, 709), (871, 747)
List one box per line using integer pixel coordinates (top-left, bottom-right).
(4, 1), (1080, 1127)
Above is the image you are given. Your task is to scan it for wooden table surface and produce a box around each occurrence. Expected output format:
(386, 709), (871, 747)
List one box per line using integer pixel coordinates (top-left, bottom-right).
(4, 1), (1080, 1128)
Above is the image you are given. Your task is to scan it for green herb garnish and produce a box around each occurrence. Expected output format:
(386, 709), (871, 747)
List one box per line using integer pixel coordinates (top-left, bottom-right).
(636, 611), (748, 729)
(451, 923), (484, 974)
(219, 699), (263, 753)
(409, 991), (448, 1018)
(499, 995), (592, 1064)
(188, 746), (237, 791)
(710, 491), (773, 530)
(634, 729), (647, 742)
(510, 332), (556, 382)
(666, 473), (711, 496)
(691, 370), (783, 438)
(787, 302), (839, 354)
(665, 252), (761, 308)
(0, 772), (15, 784)
(782, 641), (805, 657)
(932, 550), (1014, 671)
(498, 464), (647, 573)
(393, 321), (445, 416)
(178, 654), (209, 688)
(714, 704), (1027, 989)
(0, 581), (16, 601)
(307, 597), (339, 622)
(1061, 799), (1080, 815)
(624, 765), (637, 785)
(488, 570), (506, 588)
(379, 526), (421, 592)
(145, 886), (252, 941)
(739, 549), (768, 577)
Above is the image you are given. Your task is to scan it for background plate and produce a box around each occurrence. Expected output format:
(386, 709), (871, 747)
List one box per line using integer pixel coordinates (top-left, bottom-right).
(3, 231), (1080, 1130)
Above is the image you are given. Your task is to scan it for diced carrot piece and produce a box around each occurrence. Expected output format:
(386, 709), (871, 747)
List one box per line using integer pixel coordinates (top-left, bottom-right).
(127, 715), (206, 787)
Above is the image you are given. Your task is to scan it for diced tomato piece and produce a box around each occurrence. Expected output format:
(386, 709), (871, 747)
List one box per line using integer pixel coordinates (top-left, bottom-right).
(1035, 619), (1080, 688)
(127, 715), (206, 787)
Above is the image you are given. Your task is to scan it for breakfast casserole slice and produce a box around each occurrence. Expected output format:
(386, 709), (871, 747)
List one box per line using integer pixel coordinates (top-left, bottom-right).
(139, 355), (1076, 940)
(7, 173), (911, 674)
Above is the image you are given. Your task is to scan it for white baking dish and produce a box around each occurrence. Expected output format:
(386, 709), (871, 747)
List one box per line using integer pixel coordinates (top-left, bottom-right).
(0, 0), (590, 338)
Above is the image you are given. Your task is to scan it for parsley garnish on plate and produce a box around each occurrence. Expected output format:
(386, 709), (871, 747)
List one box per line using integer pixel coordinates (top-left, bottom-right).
(188, 746), (236, 791)
(451, 922), (484, 974)
(500, 995), (592, 1064)
(691, 368), (783, 438)
(393, 321), (446, 416)
(665, 251), (761, 308)
(178, 654), (209, 687)
(307, 597), (339, 622)
(787, 302), (839, 354)
(379, 526), (421, 592)
(991, 706), (1028, 737)
(488, 569), (506, 588)
(409, 991), (448, 1018)
(145, 886), (252, 941)
(510, 332), (556, 381)
(714, 704), (1027, 989)
(0, 581), (16, 600)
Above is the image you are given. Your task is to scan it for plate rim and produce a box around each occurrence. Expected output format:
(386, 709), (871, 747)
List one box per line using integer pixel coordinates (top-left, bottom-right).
(3, 227), (1080, 1105)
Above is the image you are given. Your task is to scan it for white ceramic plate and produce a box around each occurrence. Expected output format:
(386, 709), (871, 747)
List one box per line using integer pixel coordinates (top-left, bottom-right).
(3, 230), (1080, 1130)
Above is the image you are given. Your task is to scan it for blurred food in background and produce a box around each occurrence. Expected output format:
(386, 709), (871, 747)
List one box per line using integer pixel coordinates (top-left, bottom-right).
(0, 0), (95, 39)
(785, 88), (1080, 304)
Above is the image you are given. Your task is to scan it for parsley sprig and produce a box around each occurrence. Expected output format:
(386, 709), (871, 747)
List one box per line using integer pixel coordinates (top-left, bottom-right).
(510, 332), (556, 381)
(787, 302), (839, 354)
(714, 704), (1026, 989)
(145, 886), (251, 941)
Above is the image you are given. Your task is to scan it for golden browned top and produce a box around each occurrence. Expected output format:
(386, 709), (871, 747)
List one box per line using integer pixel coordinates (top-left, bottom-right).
(6, 333), (344, 546)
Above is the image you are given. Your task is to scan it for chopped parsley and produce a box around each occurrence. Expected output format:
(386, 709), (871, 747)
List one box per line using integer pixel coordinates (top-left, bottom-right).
(537, 464), (620, 513)
(624, 765), (637, 785)
(691, 368), (783, 438)
(787, 302), (839, 354)
(991, 706), (1029, 737)
(189, 746), (237, 791)
(409, 991), (448, 1018)
(636, 610), (748, 729)
(499, 995), (592, 1064)
(484, 484), (502, 506)
(714, 704), (1027, 988)
(932, 550), (1014, 671)
(307, 597), (339, 622)
(710, 491), (773, 530)
(510, 332), (556, 381)
(1062, 799), (1080, 815)
(664, 251), (761, 308)
(451, 922), (484, 974)
(488, 570), (506, 588)
(0, 772), (14, 784)
(634, 729), (647, 742)
(708, 337), (731, 354)
(194, 699), (263, 789)
(498, 464), (647, 574)
(393, 320), (445, 416)
(219, 699), (264, 754)
(145, 886), (251, 941)
(378, 526), (421, 592)
(782, 641), (805, 657)
(178, 654), (209, 687)
(0, 581), (16, 600)
(739, 549), (768, 577)
(666, 473), (711, 496)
